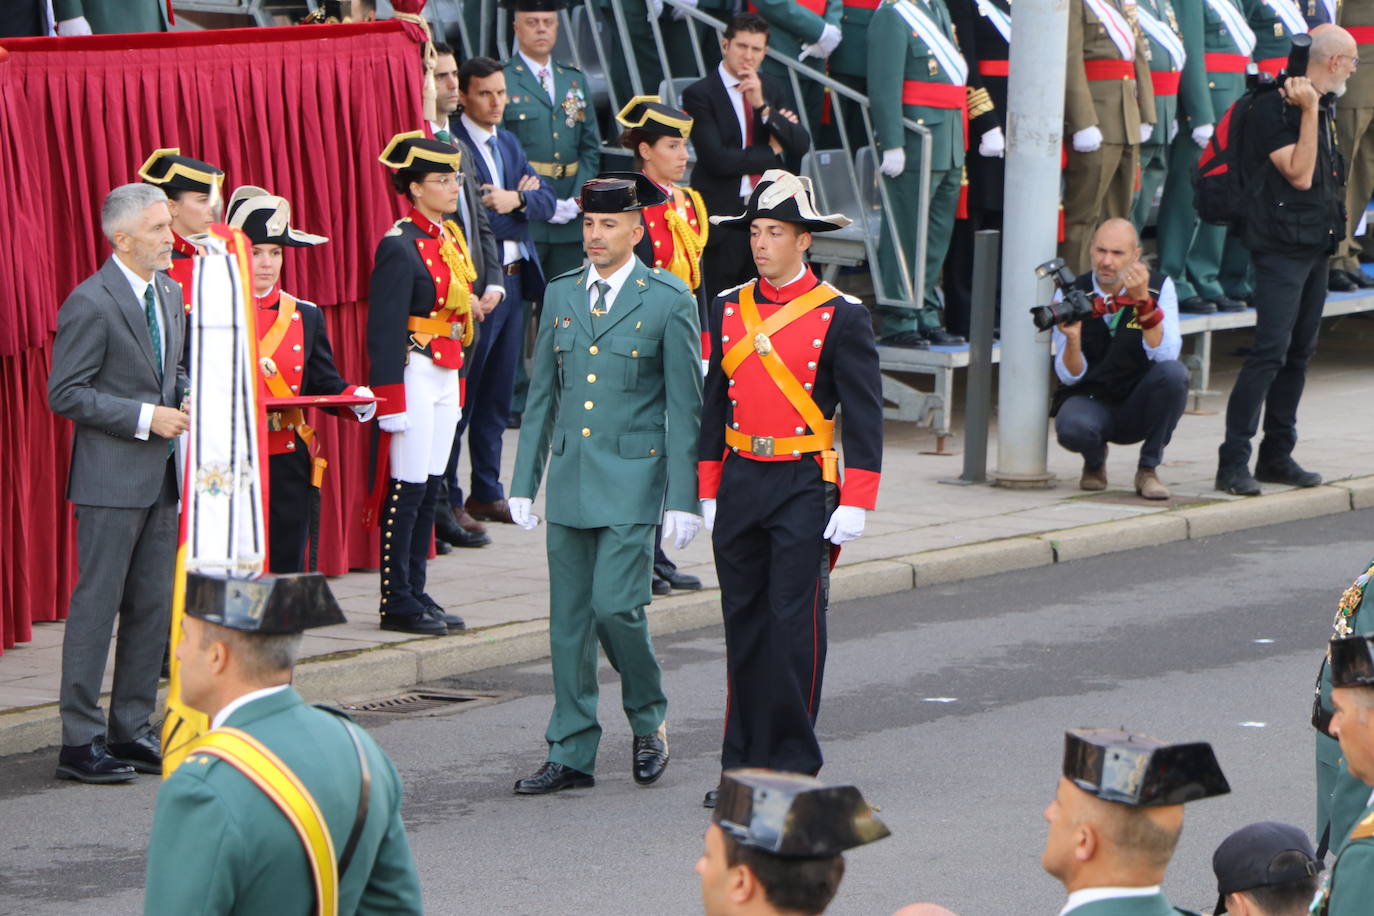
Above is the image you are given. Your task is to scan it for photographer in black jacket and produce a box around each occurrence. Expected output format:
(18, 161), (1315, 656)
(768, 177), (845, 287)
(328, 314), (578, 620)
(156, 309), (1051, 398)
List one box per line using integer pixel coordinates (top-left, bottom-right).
(1217, 24), (1357, 496)
(1052, 218), (1188, 501)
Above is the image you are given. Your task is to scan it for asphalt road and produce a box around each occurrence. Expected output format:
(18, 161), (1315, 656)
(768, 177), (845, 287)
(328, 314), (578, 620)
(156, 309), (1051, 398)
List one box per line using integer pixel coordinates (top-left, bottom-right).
(1, 510), (1371, 916)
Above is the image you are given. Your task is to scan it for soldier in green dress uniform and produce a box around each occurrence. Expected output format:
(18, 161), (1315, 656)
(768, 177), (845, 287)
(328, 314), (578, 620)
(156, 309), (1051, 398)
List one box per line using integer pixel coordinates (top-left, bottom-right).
(1042, 728), (1230, 915)
(507, 173), (703, 795)
(1312, 634), (1374, 914)
(1329, 0), (1374, 292)
(1155, 0), (1254, 314)
(1130, 0), (1188, 235)
(868, 0), (969, 347)
(750, 0), (843, 133)
(143, 573), (422, 915)
(53, 0), (171, 33)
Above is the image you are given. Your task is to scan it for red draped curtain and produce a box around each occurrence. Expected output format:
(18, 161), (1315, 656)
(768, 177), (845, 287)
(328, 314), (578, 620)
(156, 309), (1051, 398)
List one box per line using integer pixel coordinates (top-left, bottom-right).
(0, 23), (422, 653)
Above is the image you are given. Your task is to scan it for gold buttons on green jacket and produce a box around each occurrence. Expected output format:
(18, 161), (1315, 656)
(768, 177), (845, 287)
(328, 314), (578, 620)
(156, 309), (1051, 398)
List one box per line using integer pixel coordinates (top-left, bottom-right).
(584, 400), (594, 410)
(581, 427), (591, 437)
(587, 373), (596, 383)
(589, 345), (598, 354)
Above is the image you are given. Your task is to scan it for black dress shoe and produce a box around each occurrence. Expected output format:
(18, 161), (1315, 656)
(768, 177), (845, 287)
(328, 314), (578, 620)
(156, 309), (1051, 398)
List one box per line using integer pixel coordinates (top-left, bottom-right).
(1351, 269), (1374, 289)
(632, 725), (670, 786)
(651, 574), (672, 596)
(702, 789), (718, 809)
(107, 733), (162, 775)
(451, 526), (490, 548)
(380, 611), (448, 636)
(879, 330), (931, 350)
(654, 565), (702, 591)
(435, 539), (452, 555)
(56, 742), (138, 784)
(418, 594), (466, 631)
(1329, 269), (1359, 292)
(1216, 465), (1262, 496)
(1255, 459), (1323, 487)
(924, 328), (966, 346)
(513, 761), (595, 795)
(1179, 296), (1216, 314)
(1210, 295), (1247, 312)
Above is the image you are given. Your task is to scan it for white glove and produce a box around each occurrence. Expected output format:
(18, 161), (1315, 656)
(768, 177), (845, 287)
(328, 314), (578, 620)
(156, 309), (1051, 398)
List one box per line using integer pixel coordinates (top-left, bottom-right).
(798, 42), (821, 60)
(548, 197), (580, 225)
(978, 126), (1005, 159)
(1167, 119), (1179, 143)
(1191, 123), (1214, 149)
(700, 498), (717, 532)
(672, 0), (698, 20)
(378, 413), (409, 434)
(1138, 122), (1154, 144)
(816, 22), (842, 55)
(880, 148), (906, 178)
(351, 386), (378, 422)
(1072, 126), (1103, 153)
(648, 0), (664, 16)
(509, 496), (539, 530)
(823, 505), (866, 545)
(56, 16), (93, 35)
(662, 510), (703, 550)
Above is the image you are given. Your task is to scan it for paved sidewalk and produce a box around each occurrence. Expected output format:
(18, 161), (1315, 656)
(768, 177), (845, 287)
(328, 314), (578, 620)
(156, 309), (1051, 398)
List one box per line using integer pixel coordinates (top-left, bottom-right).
(2, 325), (1372, 754)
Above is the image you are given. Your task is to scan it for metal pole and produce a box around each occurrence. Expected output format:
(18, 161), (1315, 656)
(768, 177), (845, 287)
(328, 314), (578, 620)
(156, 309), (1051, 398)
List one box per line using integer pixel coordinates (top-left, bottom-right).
(992, 0), (1065, 488)
(960, 230), (1000, 484)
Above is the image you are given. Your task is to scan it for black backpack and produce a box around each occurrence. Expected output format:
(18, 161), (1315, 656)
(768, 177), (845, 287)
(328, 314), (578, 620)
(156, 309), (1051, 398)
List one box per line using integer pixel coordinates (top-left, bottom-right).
(1193, 77), (1279, 228)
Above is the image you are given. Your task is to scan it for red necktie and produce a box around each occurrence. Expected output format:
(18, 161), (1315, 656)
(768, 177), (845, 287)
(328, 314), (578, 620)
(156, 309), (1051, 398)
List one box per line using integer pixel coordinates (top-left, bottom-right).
(736, 84), (761, 190)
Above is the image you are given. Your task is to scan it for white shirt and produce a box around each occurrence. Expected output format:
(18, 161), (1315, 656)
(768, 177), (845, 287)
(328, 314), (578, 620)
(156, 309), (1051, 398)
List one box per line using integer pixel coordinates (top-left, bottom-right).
(586, 256), (639, 315)
(518, 50), (556, 104)
(211, 684), (291, 730)
(461, 113), (522, 266)
(1051, 274), (1182, 385)
(114, 253), (166, 441)
(1060, 886), (1162, 915)
(719, 62), (772, 199)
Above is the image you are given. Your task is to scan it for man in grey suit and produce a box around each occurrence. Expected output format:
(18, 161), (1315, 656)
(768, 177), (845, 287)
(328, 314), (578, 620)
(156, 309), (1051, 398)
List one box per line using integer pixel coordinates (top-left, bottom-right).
(48, 183), (190, 783)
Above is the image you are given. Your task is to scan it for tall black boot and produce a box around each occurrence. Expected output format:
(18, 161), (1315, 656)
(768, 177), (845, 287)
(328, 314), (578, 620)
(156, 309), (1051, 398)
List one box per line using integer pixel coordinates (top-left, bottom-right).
(412, 475), (465, 631)
(379, 479), (446, 635)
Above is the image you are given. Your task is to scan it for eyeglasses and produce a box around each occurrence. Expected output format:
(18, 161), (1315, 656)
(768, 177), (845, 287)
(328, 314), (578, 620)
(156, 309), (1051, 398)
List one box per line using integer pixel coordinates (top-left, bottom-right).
(422, 175), (459, 188)
(1338, 54), (1360, 68)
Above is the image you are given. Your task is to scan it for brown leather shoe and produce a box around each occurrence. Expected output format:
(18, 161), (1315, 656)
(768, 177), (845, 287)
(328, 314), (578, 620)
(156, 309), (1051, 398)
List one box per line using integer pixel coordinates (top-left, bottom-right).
(1134, 467), (1170, 500)
(1080, 464), (1108, 491)
(454, 508), (487, 534)
(465, 497), (514, 524)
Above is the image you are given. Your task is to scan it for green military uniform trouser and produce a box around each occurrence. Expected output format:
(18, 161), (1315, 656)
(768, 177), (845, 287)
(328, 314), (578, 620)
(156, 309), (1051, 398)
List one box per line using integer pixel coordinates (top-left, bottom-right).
(1156, 129), (1206, 299)
(876, 165), (960, 336)
(1333, 103), (1374, 274)
(1131, 136), (1170, 233)
(544, 521), (667, 775)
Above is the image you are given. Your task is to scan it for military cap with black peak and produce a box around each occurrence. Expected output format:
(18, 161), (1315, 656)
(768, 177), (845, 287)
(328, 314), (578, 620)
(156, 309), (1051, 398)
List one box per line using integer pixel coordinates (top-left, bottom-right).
(225, 186), (328, 248)
(578, 171), (669, 213)
(711, 169), (852, 233)
(1062, 728), (1231, 806)
(184, 570), (345, 635)
(378, 130), (462, 173)
(138, 148), (225, 195)
(616, 95), (694, 139)
(499, 0), (565, 10)
(1330, 634), (1374, 687)
(712, 769), (891, 857)
(1211, 822), (1321, 915)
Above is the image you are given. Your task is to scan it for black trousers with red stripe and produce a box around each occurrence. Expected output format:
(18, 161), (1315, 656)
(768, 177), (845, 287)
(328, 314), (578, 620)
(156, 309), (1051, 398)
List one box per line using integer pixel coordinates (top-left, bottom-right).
(713, 454), (832, 775)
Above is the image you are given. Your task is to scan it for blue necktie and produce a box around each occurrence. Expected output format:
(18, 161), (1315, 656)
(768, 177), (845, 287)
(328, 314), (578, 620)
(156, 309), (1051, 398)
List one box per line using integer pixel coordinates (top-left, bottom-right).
(486, 135), (506, 187)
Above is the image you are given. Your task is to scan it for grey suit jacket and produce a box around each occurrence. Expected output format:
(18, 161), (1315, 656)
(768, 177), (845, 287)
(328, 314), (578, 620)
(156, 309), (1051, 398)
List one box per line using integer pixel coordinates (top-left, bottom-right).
(48, 256), (188, 509)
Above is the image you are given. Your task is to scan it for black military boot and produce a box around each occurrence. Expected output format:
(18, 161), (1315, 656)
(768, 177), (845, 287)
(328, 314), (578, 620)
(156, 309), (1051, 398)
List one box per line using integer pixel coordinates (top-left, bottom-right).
(411, 475), (465, 631)
(379, 479), (446, 635)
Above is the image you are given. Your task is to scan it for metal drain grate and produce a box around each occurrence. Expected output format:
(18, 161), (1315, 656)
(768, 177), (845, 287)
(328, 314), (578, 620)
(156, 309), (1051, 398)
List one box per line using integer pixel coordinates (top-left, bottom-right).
(343, 692), (490, 716)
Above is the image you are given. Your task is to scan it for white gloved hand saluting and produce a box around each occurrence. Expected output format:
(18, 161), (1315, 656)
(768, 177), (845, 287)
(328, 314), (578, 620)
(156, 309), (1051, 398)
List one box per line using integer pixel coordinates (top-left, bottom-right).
(823, 505), (866, 545)
(978, 126), (1005, 159)
(1192, 123), (1214, 149)
(700, 498), (717, 532)
(509, 497), (539, 530)
(378, 413), (409, 434)
(1138, 122), (1154, 145)
(662, 510), (703, 550)
(1072, 126), (1103, 153)
(880, 148), (906, 178)
(351, 385), (378, 423)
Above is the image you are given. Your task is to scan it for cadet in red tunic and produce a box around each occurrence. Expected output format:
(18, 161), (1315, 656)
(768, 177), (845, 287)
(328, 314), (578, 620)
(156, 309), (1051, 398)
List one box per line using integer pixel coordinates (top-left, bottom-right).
(369, 132), (478, 636)
(699, 170), (883, 807)
(137, 148), (224, 306)
(225, 188), (376, 574)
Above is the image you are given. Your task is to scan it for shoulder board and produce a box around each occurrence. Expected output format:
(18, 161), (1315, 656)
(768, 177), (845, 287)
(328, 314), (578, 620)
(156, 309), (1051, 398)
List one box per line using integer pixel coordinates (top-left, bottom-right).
(555, 60), (583, 73)
(1351, 809), (1374, 840)
(550, 265), (586, 284)
(313, 702), (357, 722)
(713, 280), (754, 303)
(649, 267), (690, 290)
(821, 281), (863, 306)
(290, 296), (319, 311)
(384, 219), (409, 238)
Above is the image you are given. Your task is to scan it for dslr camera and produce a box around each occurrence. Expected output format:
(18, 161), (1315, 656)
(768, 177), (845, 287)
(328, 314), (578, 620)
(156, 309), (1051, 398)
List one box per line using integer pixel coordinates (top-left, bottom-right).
(1028, 258), (1104, 331)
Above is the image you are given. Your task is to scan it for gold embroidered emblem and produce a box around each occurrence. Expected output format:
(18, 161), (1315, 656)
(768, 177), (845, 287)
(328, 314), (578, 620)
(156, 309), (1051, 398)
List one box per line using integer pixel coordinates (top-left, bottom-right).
(753, 332), (773, 355)
(259, 357), (278, 378)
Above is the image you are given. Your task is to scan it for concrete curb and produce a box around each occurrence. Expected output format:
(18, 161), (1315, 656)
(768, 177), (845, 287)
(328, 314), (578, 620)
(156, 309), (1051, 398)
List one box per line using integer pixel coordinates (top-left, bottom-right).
(4, 477), (1372, 759)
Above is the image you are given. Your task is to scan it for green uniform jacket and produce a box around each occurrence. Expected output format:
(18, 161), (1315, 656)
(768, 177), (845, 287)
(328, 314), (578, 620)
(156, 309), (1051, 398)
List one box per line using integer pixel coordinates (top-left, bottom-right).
(867, 0), (966, 171)
(1063, 891), (1194, 915)
(502, 57), (602, 248)
(1172, 0), (1214, 132)
(1066, 0), (1157, 142)
(144, 688), (422, 915)
(1316, 558), (1374, 850)
(510, 260), (702, 528)
(1319, 797), (1374, 915)
(53, 0), (169, 32)
(832, 1), (875, 78)
(1138, 0), (1186, 147)
(1244, 0), (1302, 61)
(753, 0), (843, 60)
(1197, 0), (1249, 116)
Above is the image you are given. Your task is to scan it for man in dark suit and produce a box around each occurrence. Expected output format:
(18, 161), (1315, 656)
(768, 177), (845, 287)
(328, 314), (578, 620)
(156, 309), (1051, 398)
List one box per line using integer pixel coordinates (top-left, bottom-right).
(449, 56), (557, 528)
(48, 183), (190, 783)
(682, 13), (812, 303)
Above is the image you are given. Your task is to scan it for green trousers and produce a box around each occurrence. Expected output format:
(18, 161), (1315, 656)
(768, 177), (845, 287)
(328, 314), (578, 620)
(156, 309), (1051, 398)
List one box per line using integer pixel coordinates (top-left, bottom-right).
(1333, 104), (1374, 273)
(1219, 234), (1254, 299)
(1130, 141), (1169, 235)
(544, 521), (666, 774)
(875, 164), (960, 337)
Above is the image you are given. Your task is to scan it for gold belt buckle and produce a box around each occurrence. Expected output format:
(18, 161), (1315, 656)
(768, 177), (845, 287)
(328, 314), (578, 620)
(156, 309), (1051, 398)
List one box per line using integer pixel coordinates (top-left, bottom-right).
(552, 163), (566, 178)
(751, 435), (775, 457)
(266, 411), (284, 432)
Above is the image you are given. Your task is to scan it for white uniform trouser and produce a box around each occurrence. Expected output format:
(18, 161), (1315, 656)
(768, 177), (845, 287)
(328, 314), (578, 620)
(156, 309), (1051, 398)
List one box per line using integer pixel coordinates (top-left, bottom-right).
(389, 352), (461, 483)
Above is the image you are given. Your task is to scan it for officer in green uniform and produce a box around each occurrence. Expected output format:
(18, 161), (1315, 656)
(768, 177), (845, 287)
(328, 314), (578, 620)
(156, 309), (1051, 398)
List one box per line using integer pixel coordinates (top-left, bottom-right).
(508, 173), (703, 795)
(1330, 1), (1374, 291)
(52, 0), (170, 33)
(1130, 0), (1187, 235)
(1156, 0), (1253, 313)
(868, 0), (968, 347)
(502, 0), (603, 421)
(1042, 728), (1230, 915)
(1312, 633), (1374, 915)
(143, 573), (422, 915)
(752, 0), (843, 132)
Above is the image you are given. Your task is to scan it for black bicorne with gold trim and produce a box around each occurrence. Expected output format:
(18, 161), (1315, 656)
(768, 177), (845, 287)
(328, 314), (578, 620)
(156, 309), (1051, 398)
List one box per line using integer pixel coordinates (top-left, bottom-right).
(616, 95), (694, 139)
(139, 148), (225, 196)
(378, 130), (462, 174)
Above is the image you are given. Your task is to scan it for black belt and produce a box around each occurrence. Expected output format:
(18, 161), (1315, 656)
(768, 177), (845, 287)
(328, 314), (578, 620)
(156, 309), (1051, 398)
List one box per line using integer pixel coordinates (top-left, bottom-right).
(503, 259), (524, 276)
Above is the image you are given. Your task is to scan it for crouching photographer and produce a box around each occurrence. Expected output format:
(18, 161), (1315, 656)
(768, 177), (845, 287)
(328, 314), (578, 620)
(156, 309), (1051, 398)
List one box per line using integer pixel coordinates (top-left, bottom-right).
(1042, 218), (1187, 500)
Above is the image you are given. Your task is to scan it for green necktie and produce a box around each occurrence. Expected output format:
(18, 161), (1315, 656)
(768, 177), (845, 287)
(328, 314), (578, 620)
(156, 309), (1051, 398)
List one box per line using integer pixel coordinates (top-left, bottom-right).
(144, 284), (163, 385)
(591, 280), (610, 326)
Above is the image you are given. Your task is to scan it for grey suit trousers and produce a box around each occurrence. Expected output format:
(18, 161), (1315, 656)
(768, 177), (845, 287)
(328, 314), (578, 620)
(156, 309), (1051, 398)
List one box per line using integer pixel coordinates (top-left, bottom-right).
(59, 462), (178, 746)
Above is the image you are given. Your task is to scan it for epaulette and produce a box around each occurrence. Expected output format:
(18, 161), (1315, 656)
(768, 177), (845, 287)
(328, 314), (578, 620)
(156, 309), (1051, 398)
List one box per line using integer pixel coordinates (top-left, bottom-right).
(1351, 809), (1374, 840)
(713, 280), (754, 303)
(384, 219), (409, 238)
(550, 264), (586, 285)
(292, 296), (319, 311)
(648, 266), (690, 291)
(313, 702), (358, 722)
(555, 60), (583, 73)
(821, 281), (863, 306)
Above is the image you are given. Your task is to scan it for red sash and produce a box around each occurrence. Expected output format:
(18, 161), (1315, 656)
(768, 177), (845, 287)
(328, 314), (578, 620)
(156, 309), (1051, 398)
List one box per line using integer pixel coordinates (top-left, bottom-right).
(1257, 56), (1286, 76)
(1150, 71), (1181, 95)
(1083, 59), (1136, 81)
(979, 60), (1010, 76)
(1348, 26), (1374, 44)
(902, 80), (969, 147)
